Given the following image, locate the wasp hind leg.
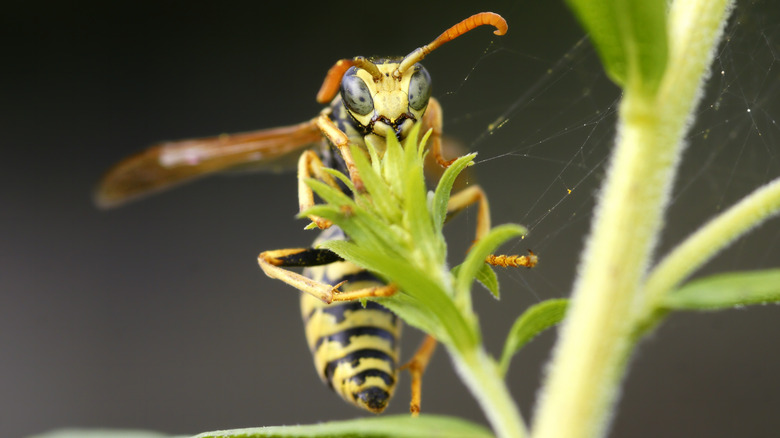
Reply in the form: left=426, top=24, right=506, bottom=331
left=447, top=185, right=491, bottom=243
left=447, top=185, right=538, bottom=268
left=400, top=334, right=438, bottom=416
left=258, top=247, right=397, bottom=304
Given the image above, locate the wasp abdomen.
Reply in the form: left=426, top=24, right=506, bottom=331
left=301, top=261, right=401, bottom=413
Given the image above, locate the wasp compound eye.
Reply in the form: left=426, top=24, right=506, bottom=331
left=340, top=68, right=374, bottom=116
left=408, top=65, right=432, bottom=111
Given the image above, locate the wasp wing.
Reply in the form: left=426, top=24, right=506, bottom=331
left=95, top=118, right=322, bottom=208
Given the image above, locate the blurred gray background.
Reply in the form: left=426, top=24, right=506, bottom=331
left=2, top=1, right=778, bottom=437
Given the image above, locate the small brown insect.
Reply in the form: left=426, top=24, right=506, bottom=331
left=486, top=251, right=538, bottom=268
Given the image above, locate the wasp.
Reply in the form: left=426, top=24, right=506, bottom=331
left=97, top=12, right=516, bottom=414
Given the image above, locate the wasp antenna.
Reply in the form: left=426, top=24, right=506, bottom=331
left=396, top=12, right=508, bottom=76
left=317, top=59, right=356, bottom=104
left=317, top=57, right=385, bottom=103
left=352, top=56, right=383, bottom=81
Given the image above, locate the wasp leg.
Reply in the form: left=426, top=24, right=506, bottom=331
left=447, top=186, right=537, bottom=267
left=298, top=150, right=341, bottom=230
left=316, top=114, right=365, bottom=193
left=258, top=248, right=396, bottom=304
left=422, top=98, right=453, bottom=168
left=447, top=185, right=491, bottom=243
left=400, top=334, right=438, bottom=416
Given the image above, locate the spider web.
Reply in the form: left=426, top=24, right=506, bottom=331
left=4, top=3, right=775, bottom=437
left=442, top=1, right=780, bottom=303
left=423, top=2, right=779, bottom=436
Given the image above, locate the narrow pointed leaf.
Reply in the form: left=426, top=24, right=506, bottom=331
left=499, top=299, right=568, bottom=376
left=27, top=431, right=184, bottom=438
left=191, top=415, right=494, bottom=438
left=321, top=167, right=355, bottom=194
left=403, top=129, right=440, bottom=263
left=376, top=130, right=405, bottom=198
left=320, top=239, right=477, bottom=349
left=317, top=239, right=396, bottom=278
left=432, top=153, right=476, bottom=229
left=662, top=269, right=780, bottom=311
left=350, top=144, right=402, bottom=223
left=363, top=133, right=383, bottom=175
left=455, top=224, right=527, bottom=297
left=452, top=263, right=500, bottom=299
left=304, top=204, right=407, bottom=260
left=304, top=178, right=356, bottom=210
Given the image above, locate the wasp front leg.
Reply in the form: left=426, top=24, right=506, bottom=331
left=422, top=98, right=453, bottom=168
left=298, top=149, right=341, bottom=230
left=258, top=247, right=397, bottom=304
left=316, top=113, right=365, bottom=193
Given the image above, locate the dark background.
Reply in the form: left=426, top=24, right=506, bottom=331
left=3, top=1, right=779, bottom=437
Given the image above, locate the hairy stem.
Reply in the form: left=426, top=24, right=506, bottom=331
left=531, top=1, right=735, bottom=437
left=641, top=177, right=780, bottom=321
left=451, top=347, right=527, bottom=438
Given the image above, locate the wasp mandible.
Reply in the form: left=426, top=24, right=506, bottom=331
left=97, top=12, right=512, bottom=414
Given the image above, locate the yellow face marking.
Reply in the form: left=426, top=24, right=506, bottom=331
left=356, top=64, right=408, bottom=121
left=347, top=62, right=428, bottom=141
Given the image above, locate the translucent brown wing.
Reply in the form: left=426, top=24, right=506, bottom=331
left=95, top=118, right=322, bottom=208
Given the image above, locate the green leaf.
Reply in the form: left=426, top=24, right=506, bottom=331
left=432, top=153, right=476, bottom=230
left=499, top=299, right=569, bottom=376
left=363, top=132, right=384, bottom=176
left=320, top=239, right=477, bottom=349
left=402, top=128, right=441, bottom=264
left=452, top=263, right=500, bottom=299
left=321, top=167, right=355, bottom=194
left=455, top=224, right=527, bottom=299
left=31, top=416, right=493, bottom=438
left=26, top=431, right=184, bottom=438
left=374, top=131, right=404, bottom=198
left=476, top=264, right=500, bottom=299
left=564, top=0, right=668, bottom=93
left=305, top=204, right=407, bottom=262
left=380, top=292, right=450, bottom=345
left=304, top=178, right=356, bottom=210
left=191, top=415, right=494, bottom=438
left=350, top=143, right=402, bottom=223
left=662, top=269, right=780, bottom=311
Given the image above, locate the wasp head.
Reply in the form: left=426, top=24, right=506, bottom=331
left=339, top=58, right=431, bottom=141
left=315, top=12, right=507, bottom=141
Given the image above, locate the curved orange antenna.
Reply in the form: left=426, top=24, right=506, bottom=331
left=397, top=12, right=508, bottom=75
left=317, top=57, right=384, bottom=104
left=352, top=56, right=383, bottom=81
left=316, top=59, right=355, bottom=104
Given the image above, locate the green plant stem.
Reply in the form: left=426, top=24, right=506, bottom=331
left=531, top=1, right=734, bottom=437
left=450, top=346, right=528, bottom=438
left=640, top=177, right=780, bottom=323
left=531, top=80, right=671, bottom=438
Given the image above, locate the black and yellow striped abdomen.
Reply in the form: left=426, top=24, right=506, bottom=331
left=301, top=229, right=401, bottom=413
